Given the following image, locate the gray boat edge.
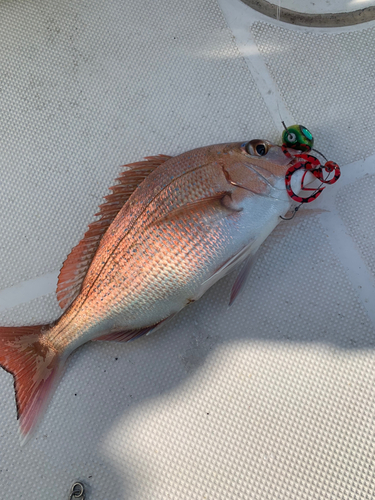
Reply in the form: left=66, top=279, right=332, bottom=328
left=240, top=0, right=375, bottom=27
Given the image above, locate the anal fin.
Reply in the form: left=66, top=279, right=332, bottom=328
left=57, top=155, right=172, bottom=310
left=93, top=315, right=174, bottom=343
left=94, top=326, right=155, bottom=343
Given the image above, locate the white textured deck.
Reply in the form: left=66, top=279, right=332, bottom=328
left=0, top=1, right=375, bottom=498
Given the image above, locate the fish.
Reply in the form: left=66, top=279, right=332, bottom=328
left=0, top=139, right=306, bottom=440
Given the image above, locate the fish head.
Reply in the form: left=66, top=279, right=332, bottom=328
left=220, top=139, right=314, bottom=200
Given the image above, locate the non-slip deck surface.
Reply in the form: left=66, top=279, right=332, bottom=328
left=0, top=1, right=375, bottom=499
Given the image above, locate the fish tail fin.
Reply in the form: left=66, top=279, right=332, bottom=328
left=0, top=324, right=63, bottom=442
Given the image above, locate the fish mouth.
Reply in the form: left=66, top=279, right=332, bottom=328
left=285, top=146, right=302, bottom=158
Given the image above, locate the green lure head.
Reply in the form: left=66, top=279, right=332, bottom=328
left=282, top=124, right=314, bottom=152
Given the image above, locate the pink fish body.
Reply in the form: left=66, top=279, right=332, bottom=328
left=0, top=139, right=302, bottom=439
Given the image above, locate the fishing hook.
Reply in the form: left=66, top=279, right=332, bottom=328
left=280, top=205, right=301, bottom=220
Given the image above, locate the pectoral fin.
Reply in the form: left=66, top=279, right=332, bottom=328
left=195, top=242, right=256, bottom=302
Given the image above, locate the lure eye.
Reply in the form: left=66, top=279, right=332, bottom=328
left=287, top=132, right=297, bottom=143
left=300, top=126, right=313, bottom=141
left=245, top=140, right=270, bottom=157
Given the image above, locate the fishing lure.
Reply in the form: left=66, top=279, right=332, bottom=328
left=281, top=123, right=340, bottom=204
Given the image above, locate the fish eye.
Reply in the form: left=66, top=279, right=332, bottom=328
left=245, top=140, right=270, bottom=157
left=256, top=144, right=266, bottom=156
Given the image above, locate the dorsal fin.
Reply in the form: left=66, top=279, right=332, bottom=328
left=56, top=155, right=172, bottom=310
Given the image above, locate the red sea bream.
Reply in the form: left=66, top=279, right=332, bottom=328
left=0, top=139, right=307, bottom=439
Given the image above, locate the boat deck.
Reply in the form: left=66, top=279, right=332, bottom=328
left=0, top=1, right=375, bottom=498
